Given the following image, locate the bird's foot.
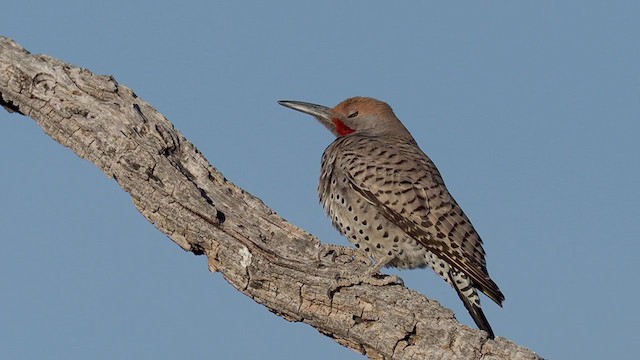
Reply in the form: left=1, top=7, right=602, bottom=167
left=319, top=246, right=403, bottom=296
left=317, top=243, right=372, bottom=266
left=328, top=272, right=404, bottom=297
left=336, top=273, right=404, bottom=288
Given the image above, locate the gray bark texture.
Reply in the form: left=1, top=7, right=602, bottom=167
left=0, top=36, right=542, bottom=360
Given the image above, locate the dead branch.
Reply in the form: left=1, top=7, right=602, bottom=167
left=0, top=36, right=541, bottom=360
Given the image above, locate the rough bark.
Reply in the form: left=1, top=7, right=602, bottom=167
left=0, top=36, right=542, bottom=360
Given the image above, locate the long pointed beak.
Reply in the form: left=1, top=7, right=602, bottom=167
left=278, top=100, right=334, bottom=122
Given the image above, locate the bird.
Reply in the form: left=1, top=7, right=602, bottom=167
left=278, top=97, right=504, bottom=339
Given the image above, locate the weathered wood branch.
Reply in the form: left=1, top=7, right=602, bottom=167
left=0, top=36, right=541, bottom=360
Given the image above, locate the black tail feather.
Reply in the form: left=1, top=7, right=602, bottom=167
left=451, top=272, right=495, bottom=339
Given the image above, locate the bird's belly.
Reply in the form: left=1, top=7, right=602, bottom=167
left=323, top=188, right=445, bottom=272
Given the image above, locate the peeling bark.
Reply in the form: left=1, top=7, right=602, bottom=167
left=0, top=36, right=542, bottom=360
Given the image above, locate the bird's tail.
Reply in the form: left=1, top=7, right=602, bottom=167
left=449, top=269, right=495, bottom=339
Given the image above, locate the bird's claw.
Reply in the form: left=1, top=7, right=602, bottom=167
left=317, top=243, right=371, bottom=265
left=327, top=273, right=404, bottom=297
left=348, top=273, right=404, bottom=287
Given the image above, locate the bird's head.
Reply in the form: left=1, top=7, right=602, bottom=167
left=278, top=97, right=413, bottom=139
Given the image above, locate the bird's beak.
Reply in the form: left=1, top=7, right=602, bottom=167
left=278, top=100, right=334, bottom=123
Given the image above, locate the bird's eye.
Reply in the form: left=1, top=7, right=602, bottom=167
left=347, top=110, right=359, bottom=118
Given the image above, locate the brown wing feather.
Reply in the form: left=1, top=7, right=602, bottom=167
left=340, top=137, right=504, bottom=305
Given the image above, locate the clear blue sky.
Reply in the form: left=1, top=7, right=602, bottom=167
left=2, top=1, right=638, bottom=359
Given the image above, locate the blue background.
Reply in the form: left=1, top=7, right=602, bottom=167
left=2, top=2, right=638, bottom=359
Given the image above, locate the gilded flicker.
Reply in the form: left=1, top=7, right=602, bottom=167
left=278, top=97, right=504, bottom=339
